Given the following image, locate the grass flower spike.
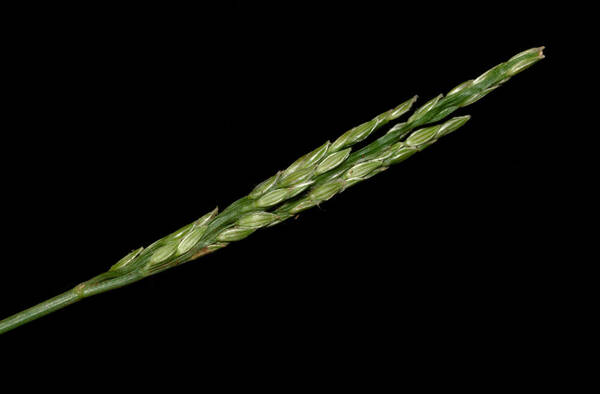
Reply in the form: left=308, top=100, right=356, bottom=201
left=0, top=47, right=544, bottom=334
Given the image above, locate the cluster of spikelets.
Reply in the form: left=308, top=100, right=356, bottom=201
left=105, top=47, right=544, bottom=276
left=0, top=47, right=546, bottom=335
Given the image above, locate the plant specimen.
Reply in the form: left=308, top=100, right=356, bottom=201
left=0, top=47, right=545, bottom=334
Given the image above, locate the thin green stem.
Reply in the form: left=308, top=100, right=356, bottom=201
left=0, top=271, right=143, bottom=334
left=0, top=291, right=81, bottom=334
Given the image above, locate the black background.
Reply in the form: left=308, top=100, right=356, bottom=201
left=0, top=3, right=583, bottom=382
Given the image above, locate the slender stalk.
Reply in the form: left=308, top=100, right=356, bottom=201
left=1, top=291, right=81, bottom=332
left=0, top=47, right=544, bottom=335
left=0, top=271, right=143, bottom=333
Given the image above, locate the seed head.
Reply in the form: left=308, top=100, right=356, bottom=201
left=384, top=144, right=417, bottom=165
left=177, top=225, right=208, bottom=255
left=217, top=227, right=256, bottom=242
left=279, top=167, right=315, bottom=187
left=255, top=188, right=290, bottom=208
left=405, top=125, right=441, bottom=147
left=149, top=244, right=177, bottom=265
left=315, top=148, right=351, bottom=175
left=283, top=141, right=330, bottom=176
left=249, top=173, right=281, bottom=199
left=407, top=94, right=443, bottom=123
left=238, top=212, right=279, bottom=229
left=287, top=180, right=315, bottom=198
left=110, top=246, right=144, bottom=271
left=289, top=199, right=318, bottom=214
left=437, top=115, right=471, bottom=137
left=195, top=207, right=219, bottom=227
left=344, top=161, right=383, bottom=180
left=309, top=180, right=344, bottom=202
left=389, top=96, right=418, bottom=119
left=447, top=80, right=474, bottom=96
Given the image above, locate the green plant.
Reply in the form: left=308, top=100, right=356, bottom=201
left=0, top=47, right=544, bottom=334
